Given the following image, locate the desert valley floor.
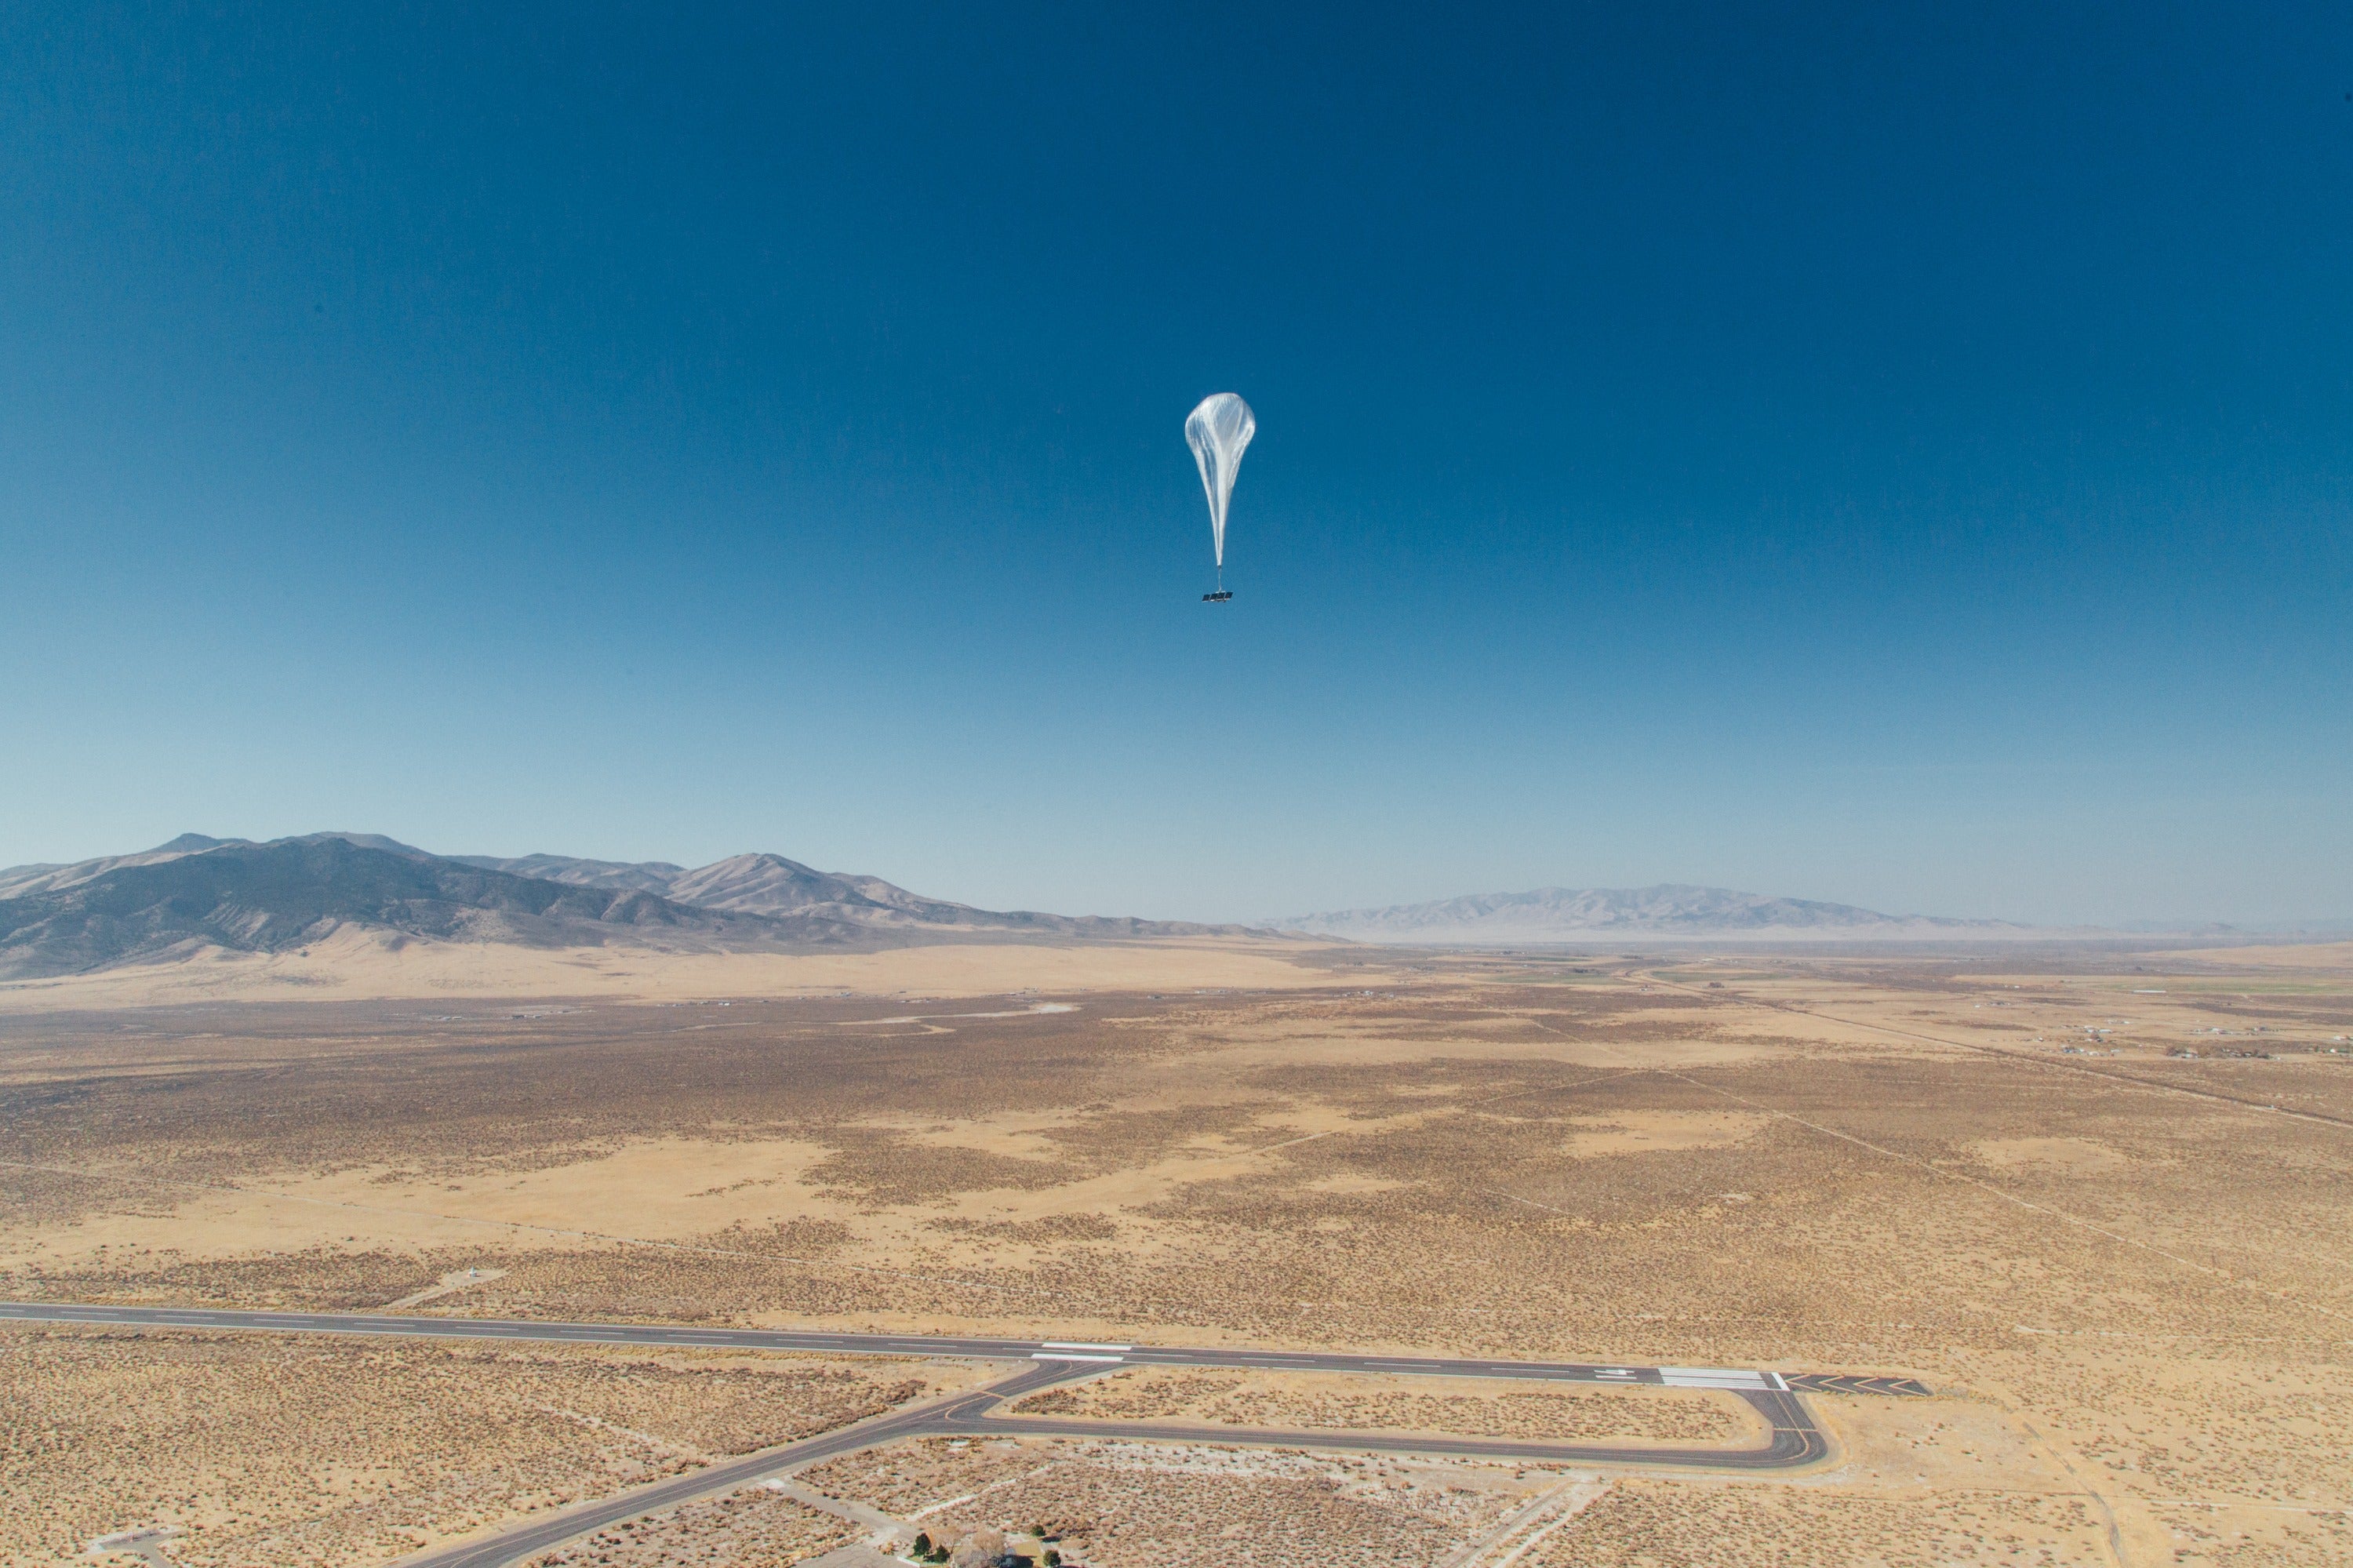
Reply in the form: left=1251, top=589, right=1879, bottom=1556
left=3, top=938, right=2350, bottom=1566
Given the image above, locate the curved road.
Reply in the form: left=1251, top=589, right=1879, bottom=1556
left=960, top=1388, right=1827, bottom=1471
left=4, top=1301, right=1836, bottom=1566
left=390, top=1364, right=1823, bottom=1568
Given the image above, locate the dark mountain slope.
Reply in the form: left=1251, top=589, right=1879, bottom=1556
left=451, top=853, right=689, bottom=896
left=0, top=834, right=1271, bottom=980
left=0, top=839, right=838, bottom=979
left=454, top=849, right=970, bottom=921
left=451, top=848, right=1253, bottom=937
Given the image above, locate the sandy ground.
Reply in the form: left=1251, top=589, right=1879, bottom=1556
left=2177, top=938, right=2353, bottom=971
left=516, top=1485, right=857, bottom=1566
left=3, top=1326, right=976, bottom=1566
left=0, top=927, right=1345, bottom=1013
left=796, top=1435, right=1537, bottom=1568
left=5, top=937, right=2352, bottom=1564
left=1007, top=1365, right=1757, bottom=1444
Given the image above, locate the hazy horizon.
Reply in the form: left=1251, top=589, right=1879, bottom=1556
left=4, top=3, right=2347, bottom=928
left=5, top=828, right=2345, bottom=935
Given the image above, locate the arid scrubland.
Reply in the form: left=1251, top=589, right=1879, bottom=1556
left=515, top=1486, right=856, bottom=1566
left=1009, top=1366, right=1751, bottom=1444
left=3, top=939, right=2350, bottom=1564
left=798, top=1435, right=1527, bottom=1568
left=2, top=1326, right=948, bottom=1565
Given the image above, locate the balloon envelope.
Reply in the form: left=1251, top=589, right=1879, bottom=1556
left=1185, top=393, right=1255, bottom=568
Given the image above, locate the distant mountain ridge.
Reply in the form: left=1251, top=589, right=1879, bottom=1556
left=1270, top=883, right=2028, bottom=944
left=0, top=833, right=1260, bottom=980
left=452, top=850, right=979, bottom=925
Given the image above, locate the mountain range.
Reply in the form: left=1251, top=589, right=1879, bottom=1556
left=0, top=833, right=1255, bottom=980
left=1267, top=884, right=2029, bottom=944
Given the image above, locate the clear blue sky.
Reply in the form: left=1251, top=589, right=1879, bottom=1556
left=2, top=2, right=2348, bottom=926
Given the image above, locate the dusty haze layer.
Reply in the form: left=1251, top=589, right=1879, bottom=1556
left=1267, top=884, right=2036, bottom=944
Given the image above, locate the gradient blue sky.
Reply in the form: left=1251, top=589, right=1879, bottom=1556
left=2, top=2, right=2348, bottom=925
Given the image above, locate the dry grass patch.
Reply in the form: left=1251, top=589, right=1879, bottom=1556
left=1967, top=1136, right=2135, bottom=1175
left=519, top=1484, right=856, bottom=1566
left=0, top=1326, right=938, bottom=1568
left=1009, top=1367, right=1752, bottom=1443
left=799, top=1436, right=1529, bottom=1568
left=1528, top=1479, right=2112, bottom=1566
left=1562, top=1110, right=1769, bottom=1159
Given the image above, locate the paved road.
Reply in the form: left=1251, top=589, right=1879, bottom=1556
left=0, top=1301, right=1787, bottom=1392
left=955, top=1388, right=1827, bottom=1471
left=382, top=1359, right=1824, bottom=1568
left=6, top=1301, right=1831, bottom=1566
left=398, top=1361, right=1081, bottom=1568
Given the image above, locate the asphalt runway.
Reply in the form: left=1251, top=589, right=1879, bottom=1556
left=5, top=1301, right=1834, bottom=1566
left=0, top=1301, right=1787, bottom=1391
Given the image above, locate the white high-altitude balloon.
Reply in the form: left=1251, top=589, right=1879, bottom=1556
left=1185, top=392, right=1256, bottom=569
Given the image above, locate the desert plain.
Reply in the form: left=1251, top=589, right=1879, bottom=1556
left=4, top=935, right=2351, bottom=1566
